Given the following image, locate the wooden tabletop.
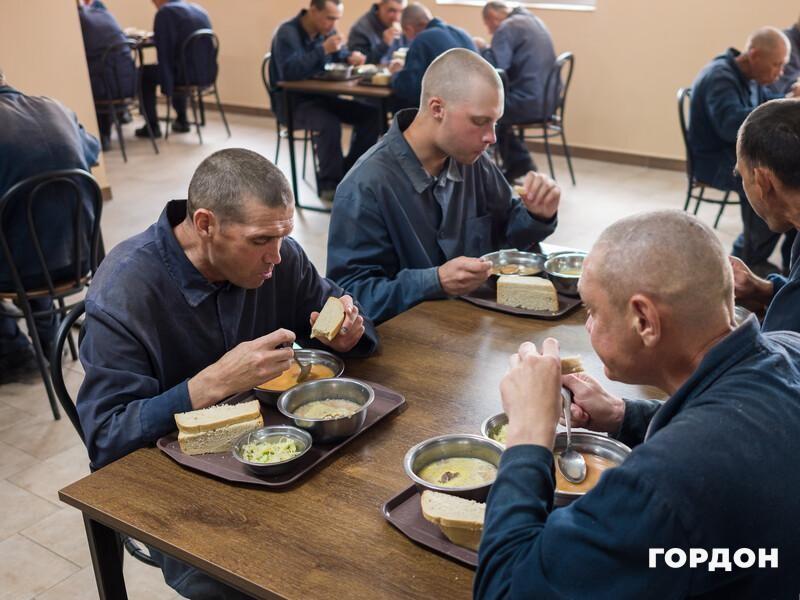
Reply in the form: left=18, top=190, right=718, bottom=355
left=59, top=299, right=657, bottom=599
left=278, top=78, right=394, bottom=99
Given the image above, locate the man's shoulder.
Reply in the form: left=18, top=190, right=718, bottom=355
left=336, top=139, right=395, bottom=195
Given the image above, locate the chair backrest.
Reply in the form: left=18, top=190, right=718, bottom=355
left=179, top=28, right=219, bottom=88
left=677, top=87, right=695, bottom=179
left=543, top=51, right=575, bottom=121
left=262, top=51, right=276, bottom=104
left=0, top=169, right=103, bottom=296
left=99, top=40, right=137, bottom=101
left=495, top=68, right=510, bottom=97
left=51, top=301, right=86, bottom=442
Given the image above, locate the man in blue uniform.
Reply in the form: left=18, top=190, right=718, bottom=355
left=77, top=148, right=378, bottom=598
left=689, top=27, right=797, bottom=276
left=389, top=3, right=476, bottom=109
left=767, top=16, right=800, bottom=96
left=0, top=69, right=100, bottom=382
left=77, top=0, right=136, bottom=151
left=327, top=50, right=558, bottom=323
left=347, top=0, right=406, bottom=65
left=476, top=210, right=800, bottom=599
left=270, top=0, right=379, bottom=201
left=730, top=99, right=800, bottom=334
left=476, top=1, right=557, bottom=182
left=137, top=0, right=215, bottom=138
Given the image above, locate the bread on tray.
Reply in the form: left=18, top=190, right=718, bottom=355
left=421, top=490, right=486, bottom=552
left=497, top=275, right=559, bottom=312
left=175, top=400, right=263, bottom=456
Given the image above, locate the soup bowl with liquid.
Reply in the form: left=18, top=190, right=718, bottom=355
left=544, top=252, right=586, bottom=298
left=553, top=432, right=631, bottom=506
left=253, top=349, right=345, bottom=407
left=404, top=434, right=504, bottom=501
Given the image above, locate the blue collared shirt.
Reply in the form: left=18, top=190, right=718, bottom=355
left=77, top=200, right=380, bottom=469
left=326, top=109, right=557, bottom=323
left=475, top=317, right=800, bottom=599
left=391, top=18, right=477, bottom=108
left=346, top=3, right=406, bottom=65
left=480, top=7, right=557, bottom=122
left=763, top=230, right=800, bottom=333
left=78, top=0, right=136, bottom=100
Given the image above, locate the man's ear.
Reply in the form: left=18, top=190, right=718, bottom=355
left=628, top=294, right=661, bottom=348
left=192, top=209, right=217, bottom=239
left=428, top=96, right=445, bottom=121
left=753, top=166, right=776, bottom=202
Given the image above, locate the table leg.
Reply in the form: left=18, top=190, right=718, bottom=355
left=283, top=89, right=300, bottom=207
left=83, top=515, right=128, bottom=600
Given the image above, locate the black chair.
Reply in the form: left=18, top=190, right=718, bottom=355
left=677, top=87, right=737, bottom=229
left=0, top=169, right=103, bottom=420
left=515, top=52, right=576, bottom=185
left=261, top=52, right=319, bottom=187
left=165, top=28, right=231, bottom=144
left=51, top=301, right=159, bottom=568
left=97, top=40, right=160, bottom=162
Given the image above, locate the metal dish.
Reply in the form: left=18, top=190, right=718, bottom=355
left=232, top=425, right=312, bottom=476
left=481, top=249, right=547, bottom=276
left=403, top=434, right=504, bottom=501
left=544, top=252, right=586, bottom=297
left=480, top=412, right=508, bottom=445
left=277, top=378, right=374, bottom=443
left=321, top=62, right=353, bottom=80
left=253, top=349, right=345, bottom=407
left=552, top=432, right=631, bottom=506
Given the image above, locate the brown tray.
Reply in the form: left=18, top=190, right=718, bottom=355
left=158, top=381, right=406, bottom=489
left=382, top=485, right=478, bottom=569
left=460, top=276, right=582, bottom=320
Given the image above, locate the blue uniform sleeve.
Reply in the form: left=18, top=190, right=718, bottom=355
left=73, top=111, right=100, bottom=167
left=494, top=167, right=557, bottom=248
left=475, top=445, right=691, bottom=600
left=348, top=24, right=387, bottom=65
left=153, top=9, right=176, bottom=97
left=273, top=25, right=327, bottom=81
left=767, top=272, right=787, bottom=296
left=481, top=27, right=513, bottom=71
left=704, top=74, right=755, bottom=144
left=613, top=398, right=662, bottom=448
left=77, top=299, right=193, bottom=469
left=327, top=187, right=445, bottom=323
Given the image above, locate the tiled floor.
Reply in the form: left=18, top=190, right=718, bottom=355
left=0, top=111, right=755, bottom=599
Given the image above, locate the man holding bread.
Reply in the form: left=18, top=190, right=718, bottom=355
left=327, top=48, right=559, bottom=323
left=475, top=211, right=800, bottom=598
left=76, top=148, right=378, bottom=599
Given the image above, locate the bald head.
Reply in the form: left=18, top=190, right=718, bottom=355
left=482, top=1, right=511, bottom=18
left=745, top=26, right=790, bottom=54
left=586, top=211, right=733, bottom=326
left=401, top=3, right=432, bottom=29
left=420, top=48, right=502, bottom=109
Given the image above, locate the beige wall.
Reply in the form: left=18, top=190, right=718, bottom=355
left=106, top=0, right=799, bottom=161
left=0, top=1, right=109, bottom=190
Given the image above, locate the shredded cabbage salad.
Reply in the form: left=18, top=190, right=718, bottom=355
left=241, top=436, right=301, bottom=464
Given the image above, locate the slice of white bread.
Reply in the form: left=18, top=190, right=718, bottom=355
left=311, top=296, right=346, bottom=342
left=561, top=355, right=584, bottom=375
left=174, top=400, right=262, bottom=434
left=497, top=275, right=559, bottom=312
left=421, top=490, right=485, bottom=552
left=178, top=416, right=264, bottom=456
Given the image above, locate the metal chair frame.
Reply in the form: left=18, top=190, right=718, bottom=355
left=165, top=28, right=231, bottom=144
left=514, top=52, right=576, bottom=185
left=0, top=169, right=103, bottom=420
left=677, top=87, right=737, bottom=229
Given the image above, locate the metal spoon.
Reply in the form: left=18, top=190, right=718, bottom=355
left=557, top=388, right=587, bottom=484
left=294, top=354, right=313, bottom=384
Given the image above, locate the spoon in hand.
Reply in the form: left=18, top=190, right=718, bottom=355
left=293, top=353, right=312, bottom=383
left=557, top=387, right=587, bottom=484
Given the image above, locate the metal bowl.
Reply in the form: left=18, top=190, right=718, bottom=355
left=553, top=432, right=631, bottom=506
left=733, top=305, right=753, bottom=327
left=323, top=62, right=353, bottom=80
left=253, top=349, right=345, bottom=407
left=544, top=252, right=586, bottom=297
left=481, top=249, right=546, bottom=277
left=480, top=412, right=509, bottom=445
left=277, top=378, right=374, bottom=443
left=403, top=434, right=504, bottom=501
left=232, top=425, right=312, bottom=476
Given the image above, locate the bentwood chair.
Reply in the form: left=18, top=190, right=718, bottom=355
left=677, top=87, right=738, bottom=229
left=0, top=169, right=103, bottom=420
left=165, top=29, right=231, bottom=144
left=515, top=52, right=577, bottom=185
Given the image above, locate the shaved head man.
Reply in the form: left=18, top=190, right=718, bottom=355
left=476, top=210, right=800, bottom=598
left=347, top=0, right=407, bottom=65
left=327, top=49, right=559, bottom=323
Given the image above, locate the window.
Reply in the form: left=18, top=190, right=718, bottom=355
left=436, top=0, right=596, bottom=12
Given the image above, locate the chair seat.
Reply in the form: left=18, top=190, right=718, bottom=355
left=0, top=276, right=90, bottom=300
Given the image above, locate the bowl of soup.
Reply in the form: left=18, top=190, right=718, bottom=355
left=404, top=434, right=504, bottom=501
left=481, top=249, right=546, bottom=277
left=553, top=432, right=631, bottom=506
left=254, top=349, right=345, bottom=406
left=544, top=252, right=586, bottom=297
left=277, top=378, right=374, bottom=443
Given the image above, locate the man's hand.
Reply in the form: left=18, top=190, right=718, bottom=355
left=309, top=295, right=365, bottom=353
left=437, top=256, right=493, bottom=296
left=560, top=372, right=625, bottom=434
left=729, top=256, right=774, bottom=312
left=787, top=78, right=800, bottom=98
left=388, top=59, right=404, bottom=74
left=382, top=23, right=401, bottom=46
left=323, top=34, right=344, bottom=55
left=472, top=36, right=488, bottom=50
left=188, top=329, right=296, bottom=409
left=517, top=171, right=560, bottom=220
left=500, top=339, right=562, bottom=448
left=347, top=51, right=366, bottom=66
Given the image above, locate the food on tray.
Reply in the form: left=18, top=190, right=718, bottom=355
left=311, top=296, right=346, bottom=342
left=293, top=398, right=362, bottom=419
left=560, top=355, right=584, bottom=375
left=418, top=457, right=497, bottom=488
left=491, top=263, right=541, bottom=276
left=421, top=490, right=485, bottom=551
left=497, top=275, right=559, bottom=311
left=240, top=436, right=302, bottom=464
left=175, top=400, right=263, bottom=455
left=555, top=451, right=617, bottom=494
left=490, top=423, right=508, bottom=445
left=513, top=185, right=526, bottom=196
left=371, top=71, right=391, bottom=85
left=558, top=266, right=583, bottom=276
left=257, top=362, right=336, bottom=391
